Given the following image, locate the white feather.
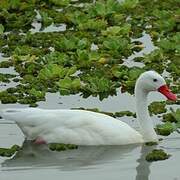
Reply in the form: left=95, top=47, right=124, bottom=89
left=1, top=71, right=174, bottom=145
left=2, top=108, right=142, bottom=145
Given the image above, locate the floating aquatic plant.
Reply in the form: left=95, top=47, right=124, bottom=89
left=148, top=101, right=167, bottom=115
left=0, top=145, right=20, bottom=157
left=145, top=149, right=170, bottom=162
left=72, top=107, right=136, bottom=118
left=155, top=122, right=175, bottom=136
left=0, top=73, right=16, bottom=83
left=0, top=24, right=4, bottom=34
left=0, top=0, right=179, bottom=109
left=155, top=108, right=180, bottom=136
left=145, top=142, right=158, bottom=146
left=49, top=143, right=78, bottom=151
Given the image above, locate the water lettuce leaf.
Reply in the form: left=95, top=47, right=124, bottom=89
left=38, top=64, right=77, bottom=80
left=49, top=0, right=70, bottom=6
left=57, top=77, right=81, bottom=95
left=39, top=11, right=53, bottom=29
left=156, top=122, right=175, bottom=136
left=121, top=0, right=139, bottom=10
left=149, top=101, right=167, bottom=115
left=146, top=149, right=170, bottom=162
left=0, top=24, right=4, bottom=34
left=43, top=51, right=71, bottom=66
left=87, top=0, right=120, bottom=17
left=82, top=76, right=117, bottom=100
left=78, top=19, right=107, bottom=31
left=171, top=108, right=180, bottom=129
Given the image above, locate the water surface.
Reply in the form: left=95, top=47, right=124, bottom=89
left=0, top=19, right=180, bottom=180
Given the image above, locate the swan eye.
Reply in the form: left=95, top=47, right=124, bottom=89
left=153, top=78, right=158, bottom=82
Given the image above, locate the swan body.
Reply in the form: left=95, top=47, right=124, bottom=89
left=1, top=71, right=177, bottom=145
left=2, top=108, right=143, bottom=145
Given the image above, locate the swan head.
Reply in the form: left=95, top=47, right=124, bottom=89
left=136, top=71, right=177, bottom=101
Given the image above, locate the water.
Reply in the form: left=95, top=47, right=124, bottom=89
left=0, top=89, right=179, bottom=180
left=0, top=127, right=180, bottom=180
left=30, top=10, right=66, bottom=33
left=0, top=28, right=180, bottom=180
left=123, top=32, right=156, bottom=67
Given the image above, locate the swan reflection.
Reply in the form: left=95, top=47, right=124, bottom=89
left=2, top=141, right=154, bottom=179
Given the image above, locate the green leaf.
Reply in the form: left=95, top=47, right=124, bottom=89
left=29, top=88, right=45, bottom=100
left=49, top=143, right=78, bottom=151
left=149, top=101, right=167, bottom=115
left=38, top=64, right=67, bottom=80
left=171, top=108, right=180, bottom=128
left=158, top=33, right=180, bottom=53
left=106, top=0, right=120, bottom=14
left=66, top=66, right=77, bottom=76
left=111, top=65, right=128, bottom=78
left=111, top=66, right=144, bottom=94
left=102, top=24, right=131, bottom=36
left=0, top=24, right=4, bottom=35
left=94, top=2, right=106, bottom=16
left=82, top=76, right=116, bottom=100
left=49, top=0, right=70, bottom=6
left=9, top=0, right=20, bottom=9
left=0, top=145, right=20, bottom=157
left=121, top=0, right=139, bottom=9
left=145, top=149, right=170, bottom=162
left=102, top=26, right=121, bottom=36
left=68, top=11, right=88, bottom=25
left=128, top=68, right=144, bottom=80
left=163, top=113, right=177, bottom=123
left=88, top=0, right=120, bottom=17
left=172, top=109, right=180, bottom=122
left=56, top=37, right=78, bottom=51
left=156, top=122, right=175, bottom=136
left=152, top=10, right=176, bottom=32
left=143, top=49, right=165, bottom=63
left=77, top=38, right=89, bottom=50
left=77, top=49, right=89, bottom=61
left=57, top=77, right=81, bottom=95
left=78, top=19, right=107, bottom=31
left=44, top=52, right=70, bottom=66
left=39, top=11, right=53, bottom=29
left=103, top=37, right=129, bottom=52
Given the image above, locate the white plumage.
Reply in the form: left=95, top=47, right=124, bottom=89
left=2, top=108, right=142, bottom=145
left=1, top=71, right=177, bottom=145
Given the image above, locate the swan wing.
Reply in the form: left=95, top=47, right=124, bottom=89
left=2, top=108, right=143, bottom=145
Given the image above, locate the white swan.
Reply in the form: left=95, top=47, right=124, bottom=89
left=1, top=71, right=177, bottom=145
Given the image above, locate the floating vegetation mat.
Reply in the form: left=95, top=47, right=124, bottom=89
left=49, top=143, right=78, bottom=151
left=0, top=0, right=179, bottom=105
left=145, top=149, right=171, bottom=162
left=0, top=145, right=21, bottom=157
left=0, top=143, right=78, bottom=157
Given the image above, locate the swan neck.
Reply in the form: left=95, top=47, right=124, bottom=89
left=135, top=86, right=158, bottom=142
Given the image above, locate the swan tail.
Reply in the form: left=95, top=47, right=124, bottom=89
left=1, top=108, right=28, bottom=122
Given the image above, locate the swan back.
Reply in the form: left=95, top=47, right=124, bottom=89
left=2, top=108, right=143, bottom=145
